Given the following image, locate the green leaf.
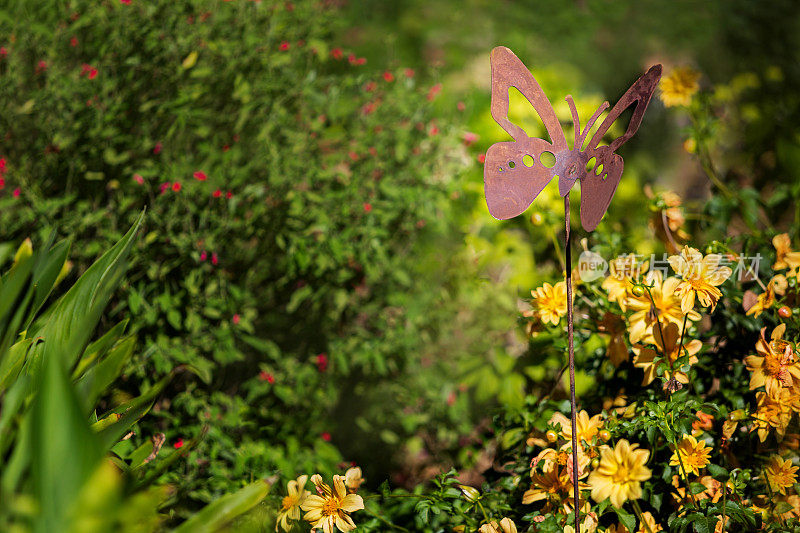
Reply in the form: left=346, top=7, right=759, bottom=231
left=614, top=506, right=636, bottom=532
left=172, top=479, right=272, bottom=533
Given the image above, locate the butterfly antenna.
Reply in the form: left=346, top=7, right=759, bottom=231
left=565, top=95, right=581, bottom=150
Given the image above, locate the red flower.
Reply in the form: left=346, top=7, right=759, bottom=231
left=193, top=170, right=207, bottom=181
left=364, top=81, right=376, bottom=92
left=200, top=250, right=207, bottom=261
left=211, top=252, right=218, bottom=266
left=331, top=48, right=343, bottom=60
left=427, top=83, right=442, bottom=101
left=0, top=47, right=7, bottom=58
left=222, top=144, right=230, bottom=152
left=347, top=53, right=356, bottom=64
left=70, top=37, right=78, bottom=47
left=88, top=68, right=98, bottom=80
left=404, top=68, right=414, bottom=78
left=225, top=191, right=232, bottom=199
left=172, top=182, right=182, bottom=192
left=447, top=391, right=457, bottom=406
left=356, top=57, right=366, bottom=65
left=120, top=0, right=131, bottom=4
left=321, top=432, right=331, bottom=442
left=477, top=153, right=486, bottom=164
left=232, top=314, right=240, bottom=325
left=279, top=41, right=290, bottom=51
left=316, top=353, right=328, bottom=372
left=383, top=71, right=394, bottom=82
left=0, top=178, right=4, bottom=189
left=457, top=101, right=466, bottom=111
left=0, top=158, right=6, bottom=174
left=463, top=132, right=478, bottom=145
left=173, top=438, right=184, bottom=449
left=133, top=174, right=144, bottom=185
left=160, top=182, right=170, bottom=194
left=348, top=151, right=359, bottom=161
left=212, top=189, right=222, bottom=198
left=428, top=125, right=439, bottom=136
left=259, top=370, right=275, bottom=384
left=36, top=60, right=47, bottom=73
left=12, top=188, right=20, bottom=198
left=363, top=202, right=372, bottom=213
left=153, top=142, right=162, bottom=154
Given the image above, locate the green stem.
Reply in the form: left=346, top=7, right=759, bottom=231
left=631, top=499, right=653, bottom=533
left=364, top=506, right=410, bottom=532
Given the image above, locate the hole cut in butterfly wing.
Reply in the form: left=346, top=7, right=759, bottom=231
left=579, top=148, right=623, bottom=231
left=484, top=138, right=556, bottom=220
left=483, top=46, right=568, bottom=220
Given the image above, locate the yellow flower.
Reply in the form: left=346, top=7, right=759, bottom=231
left=550, top=410, right=604, bottom=448
left=668, top=246, right=732, bottom=313
left=531, top=281, right=569, bottom=325
left=478, top=517, right=517, bottom=533
left=633, top=321, right=702, bottom=386
left=773, top=233, right=800, bottom=272
left=523, top=448, right=589, bottom=513
left=588, top=439, right=652, bottom=508
left=626, top=270, right=700, bottom=344
left=753, top=387, right=800, bottom=442
left=746, top=275, right=786, bottom=317
left=276, top=475, right=310, bottom=532
left=344, top=467, right=365, bottom=493
left=744, top=324, right=800, bottom=395
left=764, top=455, right=799, bottom=495
left=659, top=66, right=700, bottom=107
left=669, top=434, right=712, bottom=476
left=563, top=512, right=599, bottom=533
left=602, top=255, right=648, bottom=311
left=301, top=474, right=364, bottom=533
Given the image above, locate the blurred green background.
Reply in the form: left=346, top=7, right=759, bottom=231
left=0, top=0, right=799, bottom=528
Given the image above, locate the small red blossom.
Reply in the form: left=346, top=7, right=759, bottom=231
left=222, top=144, right=230, bottom=152
left=259, top=370, right=275, bottom=384
left=427, top=83, right=442, bottom=101
left=12, top=188, right=20, bottom=198
left=428, top=125, right=439, bottom=136
left=279, top=41, right=290, bottom=51
left=211, top=252, right=218, bottom=266
left=477, top=153, right=486, bottom=164
left=70, top=37, right=78, bottom=47
left=172, top=182, right=182, bottom=192
left=463, top=132, right=478, bottom=145
left=153, top=142, right=162, bottom=154
left=0, top=158, right=6, bottom=174
left=316, top=353, right=328, bottom=372
left=356, top=57, right=366, bottom=65
left=361, top=102, right=377, bottom=115
left=331, top=48, right=343, bottom=60
left=200, top=250, right=207, bottom=261
left=404, top=68, right=414, bottom=78
left=383, top=71, right=394, bottom=82
left=160, top=182, right=170, bottom=194
left=232, top=314, right=241, bottom=325
left=212, top=189, right=222, bottom=198
left=36, top=60, right=47, bottom=73
left=364, top=81, right=376, bottom=92
left=193, top=170, right=207, bottom=181
left=363, top=202, right=372, bottom=213
left=0, top=178, right=4, bottom=189
left=348, top=151, right=359, bottom=161
left=225, top=190, right=232, bottom=199
left=0, top=47, right=7, bottom=58
left=133, top=174, right=144, bottom=185
left=173, top=438, right=184, bottom=449
left=321, top=432, right=331, bottom=442
left=447, top=391, right=457, bottom=406
left=457, top=101, right=466, bottom=111
left=88, top=68, right=98, bottom=79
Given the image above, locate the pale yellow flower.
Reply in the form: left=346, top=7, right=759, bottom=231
left=764, top=455, right=799, bottom=495
left=669, top=434, right=712, bottom=476
left=753, top=387, right=800, bottom=442
left=344, top=467, right=364, bottom=493
left=636, top=512, right=663, bottom=533
left=602, top=255, right=648, bottom=311
left=523, top=448, right=589, bottom=514
left=588, top=440, right=652, bottom=508
left=550, top=410, right=603, bottom=448
left=668, top=246, right=732, bottom=313
left=478, top=517, right=517, bottom=533
left=744, top=324, right=800, bottom=395
left=301, top=474, right=364, bottom=533
left=626, top=270, right=700, bottom=344
left=659, top=66, right=700, bottom=107
left=531, top=281, right=569, bottom=325
left=746, top=275, right=786, bottom=317
left=276, top=475, right=309, bottom=532
left=773, top=233, right=800, bottom=272
left=633, top=321, right=702, bottom=386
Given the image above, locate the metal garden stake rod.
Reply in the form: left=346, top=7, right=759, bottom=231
left=482, top=46, right=661, bottom=529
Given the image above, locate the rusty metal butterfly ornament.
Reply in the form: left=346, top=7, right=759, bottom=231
left=483, top=46, right=661, bottom=527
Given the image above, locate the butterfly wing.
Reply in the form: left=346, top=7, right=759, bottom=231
left=580, top=64, right=662, bottom=231
left=484, top=46, right=568, bottom=220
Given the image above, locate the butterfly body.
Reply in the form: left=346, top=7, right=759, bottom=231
left=484, top=46, right=661, bottom=231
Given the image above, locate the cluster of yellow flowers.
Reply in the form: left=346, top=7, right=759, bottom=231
left=276, top=467, right=365, bottom=533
